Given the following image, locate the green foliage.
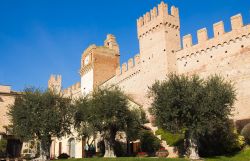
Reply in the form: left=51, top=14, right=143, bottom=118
left=73, top=86, right=146, bottom=156
left=139, top=130, right=161, bottom=155
left=56, top=148, right=250, bottom=161
left=58, top=153, right=70, bottom=159
left=23, top=149, right=29, bottom=153
left=199, top=120, right=244, bottom=157
left=241, top=123, right=250, bottom=144
left=126, top=108, right=149, bottom=142
left=149, top=74, right=237, bottom=156
left=155, top=129, right=184, bottom=146
left=74, top=97, right=97, bottom=147
left=0, top=139, right=7, bottom=152
left=58, top=157, right=187, bottom=161
left=114, top=141, right=127, bottom=157
left=91, top=86, right=131, bottom=136
left=75, top=86, right=130, bottom=153
left=96, top=140, right=127, bottom=157
left=205, top=146, right=250, bottom=161
left=8, top=88, right=74, bottom=158
left=0, top=139, right=7, bottom=157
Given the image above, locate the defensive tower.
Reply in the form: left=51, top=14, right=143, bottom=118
left=80, top=34, right=120, bottom=95
left=48, top=75, right=62, bottom=94
left=137, top=1, right=181, bottom=73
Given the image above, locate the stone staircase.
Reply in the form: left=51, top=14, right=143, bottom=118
left=145, top=123, right=179, bottom=158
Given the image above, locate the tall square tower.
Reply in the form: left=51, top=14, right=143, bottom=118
left=137, top=1, right=181, bottom=73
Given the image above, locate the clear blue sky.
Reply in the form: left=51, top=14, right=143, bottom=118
left=0, top=0, right=250, bottom=91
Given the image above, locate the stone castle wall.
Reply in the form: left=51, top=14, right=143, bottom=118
left=62, top=82, right=81, bottom=98
left=104, top=6, right=250, bottom=121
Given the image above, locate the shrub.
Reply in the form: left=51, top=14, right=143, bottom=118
left=84, top=145, right=96, bottom=158
left=241, top=123, right=250, bottom=144
left=0, top=139, right=7, bottom=158
left=155, top=129, right=184, bottom=146
left=199, top=121, right=245, bottom=157
left=114, top=141, right=127, bottom=157
left=57, top=153, right=70, bottom=159
left=139, top=130, right=161, bottom=156
left=22, top=149, right=29, bottom=153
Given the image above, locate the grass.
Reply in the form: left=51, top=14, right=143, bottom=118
left=60, top=158, right=187, bottom=161
left=58, top=147, right=250, bottom=161
left=205, top=146, right=250, bottom=161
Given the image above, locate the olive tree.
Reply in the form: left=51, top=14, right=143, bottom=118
left=149, top=74, right=236, bottom=159
left=89, top=87, right=145, bottom=157
left=73, top=97, right=98, bottom=151
left=8, top=88, right=74, bottom=160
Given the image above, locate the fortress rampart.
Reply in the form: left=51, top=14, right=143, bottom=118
left=62, top=82, right=81, bottom=96
left=177, top=14, right=249, bottom=62
left=116, top=54, right=140, bottom=75
left=103, top=54, right=141, bottom=87
left=175, top=14, right=250, bottom=120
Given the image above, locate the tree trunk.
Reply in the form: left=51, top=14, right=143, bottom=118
left=103, top=139, right=116, bottom=158
left=188, top=137, right=200, bottom=160
left=39, top=138, right=51, bottom=161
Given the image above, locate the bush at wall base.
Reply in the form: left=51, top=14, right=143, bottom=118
left=139, top=130, right=161, bottom=156
left=0, top=139, right=7, bottom=158
left=57, top=153, right=70, bottom=159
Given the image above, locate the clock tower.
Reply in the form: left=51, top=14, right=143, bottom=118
left=80, top=34, right=120, bottom=95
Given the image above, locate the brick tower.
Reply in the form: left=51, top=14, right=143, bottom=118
left=80, top=34, right=120, bottom=95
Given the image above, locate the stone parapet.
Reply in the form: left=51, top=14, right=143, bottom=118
left=178, top=14, right=250, bottom=59
left=137, top=1, right=180, bottom=39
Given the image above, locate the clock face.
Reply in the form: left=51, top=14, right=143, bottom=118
left=84, top=55, right=90, bottom=65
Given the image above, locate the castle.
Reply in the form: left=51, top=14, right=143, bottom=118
left=47, top=1, right=250, bottom=158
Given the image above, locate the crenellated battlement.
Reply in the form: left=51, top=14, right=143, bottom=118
left=213, top=21, right=225, bottom=37
left=107, top=54, right=142, bottom=87
left=48, top=75, right=62, bottom=83
left=62, top=82, right=81, bottom=96
left=137, top=1, right=180, bottom=39
left=116, top=54, right=140, bottom=76
left=179, top=13, right=249, bottom=59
